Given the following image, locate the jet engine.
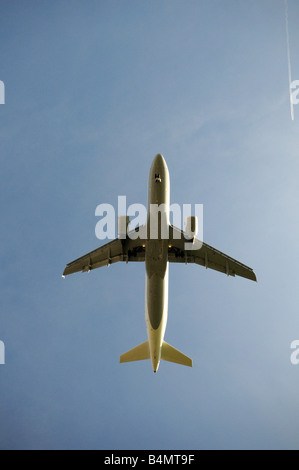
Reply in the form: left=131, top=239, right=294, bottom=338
left=185, top=216, right=198, bottom=242
left=118, top=215, right=130, bottom=239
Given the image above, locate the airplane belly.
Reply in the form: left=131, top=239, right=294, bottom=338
left=145, top=237, right=168, bottom=329
left=145, top=259, right=169, bottom=370
left=144, top=153, right=170, bottom=371
left=146, top=270, right=168, bottom=330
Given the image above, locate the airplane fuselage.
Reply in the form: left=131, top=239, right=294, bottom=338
left=63, top=152, right=256, bottom=373
left=145, top=154, right=170, bottom=372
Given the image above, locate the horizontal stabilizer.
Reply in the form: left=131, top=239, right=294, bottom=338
left=161, top=341, right=192, bottom=367
left=120, top=341, right=150, bottom=363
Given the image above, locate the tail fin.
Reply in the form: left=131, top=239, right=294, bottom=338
left=161, top=341, right=192, bottom=367
left=120, top=341, right=150, bottom=363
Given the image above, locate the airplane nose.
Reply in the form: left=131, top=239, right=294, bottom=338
left=151, top=154, right=168, bottom=176
left=149, top=153, right=170, bottom=197
left=153, top=153, right=166, bottom=166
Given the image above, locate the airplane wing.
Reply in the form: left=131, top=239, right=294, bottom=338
left=168, top=225, right=257, bottom=282
left=63, top=227, right=146, bottom=277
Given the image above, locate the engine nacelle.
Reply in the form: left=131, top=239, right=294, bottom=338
left=185, top=216, right=198, bottom=242
left=118, top=215, right=130, bottom=239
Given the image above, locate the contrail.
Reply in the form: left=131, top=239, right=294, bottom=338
left=285, top=0, right=294, bottom=120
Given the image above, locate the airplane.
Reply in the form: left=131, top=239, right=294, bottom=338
left=62, top=154, right=256, bottom=372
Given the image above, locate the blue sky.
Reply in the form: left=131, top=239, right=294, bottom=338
left=0, top=0, right=299, bottom=450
